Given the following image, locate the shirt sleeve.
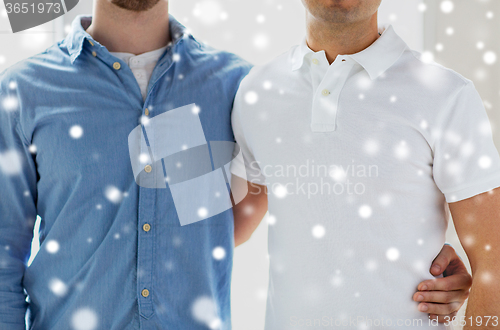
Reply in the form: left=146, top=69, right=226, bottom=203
left=230, top=82, right=267, bottom=186
left=432, top=80, right=500, bottom=203
left=0, top=81, right=37, bottom=328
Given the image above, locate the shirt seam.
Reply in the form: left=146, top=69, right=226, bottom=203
left=408, top=50, right=471, bottom=86
left=440, top=172, right=500, bottom=198
left=431, top=80, right=470, bottom=154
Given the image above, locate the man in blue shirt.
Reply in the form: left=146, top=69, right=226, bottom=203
left=0, top=0, right=471, bottom=329
left=0, top=0, right=251, bottom=328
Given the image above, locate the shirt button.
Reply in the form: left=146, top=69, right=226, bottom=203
left=144, top=165, right=152, bottom=173
left=311, top=58, right=319, bottom=65
left=92, top=51, right=97, bottom=57
left=143, top=223, right=151, bottom=232
left=321, top=89, right=330, bottom=96
left=144, top=108, right=150, bottom=116
left=88, top=40, right=94, bottom=46
left=141, top=289, right=149, bottom=297
left=113, top=62, right=121, bottom=70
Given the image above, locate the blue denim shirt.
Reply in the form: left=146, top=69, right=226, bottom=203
left=0, top=15, right=252, bottom=330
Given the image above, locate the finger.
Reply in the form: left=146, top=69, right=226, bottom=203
left=418, top=273, right=471, bottom=291
left=418, top=302, right=462, bottom=315
left=413, top=290, right=469, bottom=304
left=430, top=245, right=455, bottom=276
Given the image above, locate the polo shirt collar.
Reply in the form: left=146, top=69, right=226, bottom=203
left=291, top=24, right=408, bottom=80
left=62, top=14, right=194, bottom=64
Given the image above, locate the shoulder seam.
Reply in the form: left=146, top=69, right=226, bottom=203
left=408, top=50, right=470, bottom=85
left=434, top=80, right=470, bottom=134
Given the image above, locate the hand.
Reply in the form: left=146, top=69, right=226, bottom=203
left=413, top=244, right=472, bottom=323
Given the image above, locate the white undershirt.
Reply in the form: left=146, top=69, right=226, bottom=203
left=110, top=45, right=168, bottom=100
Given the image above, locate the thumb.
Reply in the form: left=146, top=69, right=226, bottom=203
left=430, top=244, right=454, bottom=276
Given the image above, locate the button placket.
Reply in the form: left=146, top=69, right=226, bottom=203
left=137, top=110, right=156, bottom=319
left=308, top=54, right=329, bottom=92
left=311, top=59, right=354, bottom=132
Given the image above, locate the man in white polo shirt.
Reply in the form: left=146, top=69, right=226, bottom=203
left=230, top=0, right=500, bottom=329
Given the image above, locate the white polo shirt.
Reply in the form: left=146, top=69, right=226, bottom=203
left=231, top=24, right=500, bottom=329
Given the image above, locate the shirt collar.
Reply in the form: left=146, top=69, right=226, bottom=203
left=291, top=24, right=408, bottom=80
left=62, top=14, right=195, bottom=64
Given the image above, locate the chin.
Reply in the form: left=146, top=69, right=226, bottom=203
left=110, top=0, right=161, bottom=12
left=303, top=0, right=380, bottom=23
left=321, top=0, right=359, bottom=9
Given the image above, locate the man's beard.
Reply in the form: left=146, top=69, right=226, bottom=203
left=110, top=0, right=161, bottom=12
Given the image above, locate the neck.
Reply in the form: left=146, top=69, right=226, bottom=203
left=305, top=13, right=380, bottom=64
left=86, top=0, right=171, bottom=55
